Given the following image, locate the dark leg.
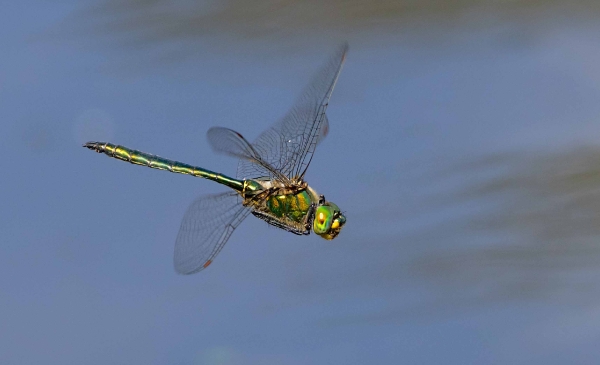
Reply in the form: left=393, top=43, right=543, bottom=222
left=251, top=210, right=310, bottom=235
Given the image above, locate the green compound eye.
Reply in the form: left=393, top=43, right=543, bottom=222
left=313, top=205, right=334, bottom=235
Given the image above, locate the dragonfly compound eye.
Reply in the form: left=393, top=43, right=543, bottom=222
left=313, top=205, right=334, bottom=235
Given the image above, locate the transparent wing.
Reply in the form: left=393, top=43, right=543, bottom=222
left=174, top=191, right=251, bottom=275
left=207, top=44, right=347, bottom=182
left=241, top=43, right=347, bottom=180
left=207, top=127, right=290, bottom=184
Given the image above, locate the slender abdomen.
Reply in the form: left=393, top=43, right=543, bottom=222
left=84, top=141, right=243, bottom=191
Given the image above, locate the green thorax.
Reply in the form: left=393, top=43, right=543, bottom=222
left=265, top=190, right=313, bottom=223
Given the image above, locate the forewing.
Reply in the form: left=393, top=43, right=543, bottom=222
left=238, top=43, right=347, bottom=180
left=173, top=191, right=251, bottom=275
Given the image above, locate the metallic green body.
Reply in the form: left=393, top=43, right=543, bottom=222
left=84, top=142, right=317, bottom=225
left=266, top=191, right=313, bottom=223
left=85, top=142, right=244, bottom=191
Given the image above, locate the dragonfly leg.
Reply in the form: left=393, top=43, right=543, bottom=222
left=303, top=202, right=317, bottom=233
left=251, top=210, right=310, bottom=235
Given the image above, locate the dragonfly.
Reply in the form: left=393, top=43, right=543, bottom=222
left=84, top=44, right=348, bottom=274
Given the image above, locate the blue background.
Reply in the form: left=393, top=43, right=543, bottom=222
left=3, top=1, right=600, bottom=363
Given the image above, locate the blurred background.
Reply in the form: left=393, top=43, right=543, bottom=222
left=3, top=0, right=600, bottom=363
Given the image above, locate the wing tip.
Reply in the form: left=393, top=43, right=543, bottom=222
left=340, top=42, right=349, bottom=60
left=173, top=259, right=213, bottom=275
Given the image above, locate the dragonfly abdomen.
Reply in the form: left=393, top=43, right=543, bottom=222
left=84, top=142, right=243, bottom=191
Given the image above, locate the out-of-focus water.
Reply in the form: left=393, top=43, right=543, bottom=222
left=3, top=1, right=600, bottom=364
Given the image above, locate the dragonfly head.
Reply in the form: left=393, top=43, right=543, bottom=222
left=313, top=195, right=346, bottom=240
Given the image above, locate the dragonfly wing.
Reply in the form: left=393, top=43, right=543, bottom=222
left=207, top=127, right=289, bottom=182
left=239, top=43, right=347, bottom=180
left=317, top=113, right=330, bottom=144
left=174, top=191, right=251, bottom=275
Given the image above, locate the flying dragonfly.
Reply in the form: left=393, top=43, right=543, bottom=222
left=84, top=44, right=348, bottom=274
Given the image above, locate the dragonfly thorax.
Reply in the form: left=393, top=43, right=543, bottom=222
left=241, top=178, right=345, bottom=240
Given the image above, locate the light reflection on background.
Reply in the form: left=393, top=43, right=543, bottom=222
left=412, top=148, right=600, bottom=305
left=3, top=0, right=600, bottom=364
